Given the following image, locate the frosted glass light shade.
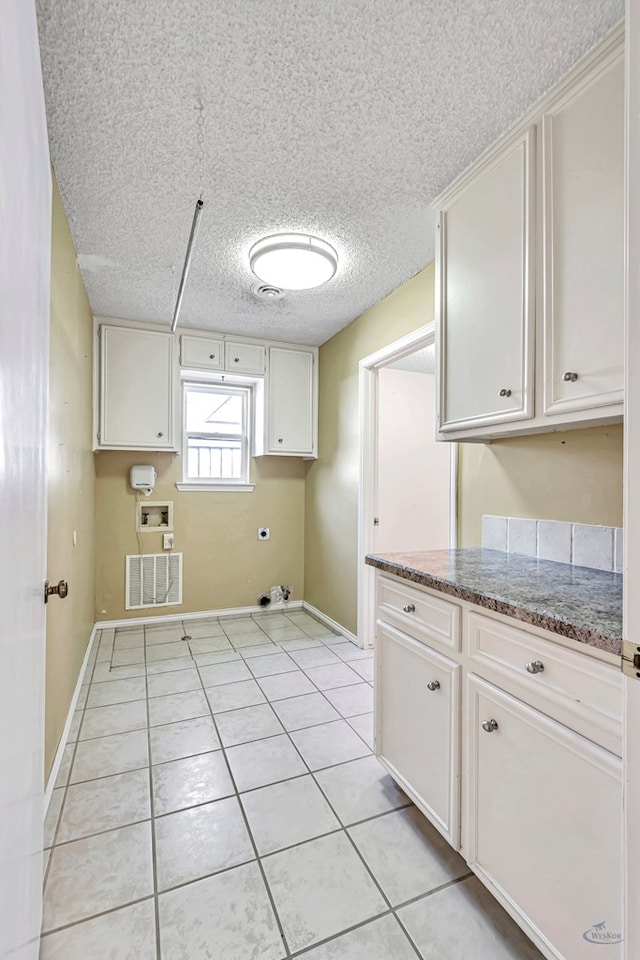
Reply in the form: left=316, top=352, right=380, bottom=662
left=249, top=234, right=338, bottom=290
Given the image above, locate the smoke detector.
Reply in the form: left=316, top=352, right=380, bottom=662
left=251, top=282, right=285, bottom=301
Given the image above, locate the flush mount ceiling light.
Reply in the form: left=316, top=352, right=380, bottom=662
left=249, top=233, right=338, bottom=290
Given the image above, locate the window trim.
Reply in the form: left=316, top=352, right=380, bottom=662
left=180, top=380, right=253, bottom=490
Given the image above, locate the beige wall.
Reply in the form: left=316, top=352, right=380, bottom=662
left=95, top=452, right=305, bottom=620
left=305, top=266, right=435, bottom=634
left=457, top=425, right=624, bottom=546
left=377, top=368, right=450, bottom=553
left=46, top=178, right=96, bottom=778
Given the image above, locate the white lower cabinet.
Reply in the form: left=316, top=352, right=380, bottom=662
left=467, top=675, right=622, bottom=960
left=375, top=573, right=623, bottom=960
left=376, top=620, right=461, bottom=847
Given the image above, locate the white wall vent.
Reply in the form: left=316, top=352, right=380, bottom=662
left=125, top=553, right=183, bottom=610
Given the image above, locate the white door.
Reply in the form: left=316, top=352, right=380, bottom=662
left=0, top=3, right=52, bottom=959
left=268, top=347, right=314, bottom=454
left=624, top=5, right=640, bottom=957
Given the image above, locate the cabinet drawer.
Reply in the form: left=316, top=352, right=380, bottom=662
left=467, top=611, right=622, bottom=753
left=225, top=341, right=265, bottom=375
left=377, top=575, right=460, bottom=652
left=180, top=336, right=224, bottom=370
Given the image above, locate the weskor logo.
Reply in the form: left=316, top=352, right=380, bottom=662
left=582, top=921, right=623, bottom=945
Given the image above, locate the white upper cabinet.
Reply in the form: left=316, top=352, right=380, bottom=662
left=266, top=346, right=316, bottom=456
left=224, top=340, right=265, bottom=375
left=437, top=127, right=535, bottom=433
left=542, top=50, right=624, bottom=416
left=180, top=335, right=224, bottom=370
left=435, top=27, right=624, bottom=441
left=98, top=324, right=177, bottom=450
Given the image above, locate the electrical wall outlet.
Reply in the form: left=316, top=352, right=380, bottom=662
left=163, top=533, right=175, bottom=550
left=258, top=527, right=270, bottom=540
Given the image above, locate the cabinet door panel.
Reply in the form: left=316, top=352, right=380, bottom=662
left=100, top=326, right=174, bottom=448
left=376, top=621, right=460, bottom=846
left=180, top=335, right=224, bottom=370
left=438, top=127, right=535, bottom=433
left=268, top=347, right=314, bottom=454
left=225, top=341, right=265, bottom=375
left=543, top=55, right=624, bottom=415
left=468, top=675, right=622, bottom=960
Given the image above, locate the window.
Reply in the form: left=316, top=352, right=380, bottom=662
left=181, top=382, right=252, bottom=489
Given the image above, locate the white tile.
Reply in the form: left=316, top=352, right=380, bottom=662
left=230, top=632, right=272, bottom=649
left=44, top=789, right=64, bottom=848
left=315, top=756, right=409, bottom=825
left=398, top=875, right=543, bottom=959
left=158, top=861, right=284, bottom=960
left=206, top=679, right=266, bottom=713
left=215, top=703, right=284, bottom=747
left=507, top=517, right=537, bottom=558
left=349, top=806, right=468, bottom=905
left=261, top=626, right=308, bottom=643
left=328, top=642, right=372, bottom=662
left=145, top=640, right=190, bottom=662
left=193, top=649, right=242, bottom=666
left=71, top=729, right=149, bottom=783
left=258, top=671, right=317, bottom=701
left=222, top=617, right=264, bottom=636
left=537, top=520, right=572, bottom=564
left=146, top=656, right=194, bottom=675
left=86, top=676, right=146, bottom=708
left=303, top=662, right=362, bottom=690
left=80, top=700, right=148, bottom=740
left=54, top=745, right=75, bottom=788
left=75, top=685, right=89, bottom=708
left=113, top=628, right=145, bottom=649
left=152, top=751, right=234, bottom=815
left=155, top=796, right=254, bottom=890
left=150, top=716, right=220, bottom=765
left=147, top=668, right=202, bottom=698
left=290, top=647, right=341, bottom=669
left=323, top=683, right=374, bottom=718
left=67, top=710, right=82, bottom=742
left=247, top=652, right=297, bottom=677
left=238, top=643, right=279, bottom=659
left=40, top=898, right=156, bottom=960
left=182, top=618, right=225, bottom=639
left=226, top=734, right=307, bottom=792
left=42, top=822, right=153, bottom=932
left=92, top=660, right=146, bottom=681
left=111, top=646, right=145, bottom=667
left=572, top=523, right=614, bottom=571
left=148, top=689, right=209, bottom=727
left=290, top=720, right=371, bottom=770
left=241, top=775, right=340, bottom=855
left=276, top=637, right=324, bottom=651
left=349, top=658, right=375, bottom=682
left=187, top=635, right=233, bottom=655
left=145, top=624, right=186, bottom=644
left=95, top=631, right=114, bottom=663
left=614, top=527, right=623, bottom=573
left=301, top=915, right=417, bottom=960
left=199, top=659, right=253, bottom=687
left=57, top=769, right=150, bottom=842
left=482, top=515, right=508, bottom=552
left=347, top=713, right=374, bottom=750
left=271, top=692, right=342, bottom=731
left=262, top=832, right=387, bottom=953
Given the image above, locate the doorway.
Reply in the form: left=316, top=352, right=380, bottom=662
left=357, top=325, right=457, bottom=649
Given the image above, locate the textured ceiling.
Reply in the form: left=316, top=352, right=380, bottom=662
left=36, top=0, right=622, bottom=346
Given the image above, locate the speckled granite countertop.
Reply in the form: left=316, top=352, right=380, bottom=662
left=365, top=549, right=622, bottom=655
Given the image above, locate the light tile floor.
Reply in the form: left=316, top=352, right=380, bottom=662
left=41, top=610, right=543, bottom=959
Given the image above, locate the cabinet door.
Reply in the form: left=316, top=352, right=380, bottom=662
left=267, top=347, right=315, bottom=455
left=225, top=341, right=265, bottom=375
left=543, top=53, right=624, bottom=416
left=375, top=621, right=461, bottom=847
left=467, top=675, right=622, bottom=960
left=99, top=325, right=175, bottom=449
left=180, top=335, right=224, bottom=370
left=437, top=127, right=536, bottom=434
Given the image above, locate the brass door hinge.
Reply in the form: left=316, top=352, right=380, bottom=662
left=621, top=639, right=640, bottom=679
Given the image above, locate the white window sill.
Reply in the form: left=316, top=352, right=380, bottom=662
left=175, top=482, right=255, bottom=493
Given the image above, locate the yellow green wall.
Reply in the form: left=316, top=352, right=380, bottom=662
left=457, top=425, right=624, bottom=546
left=46, top=178, right=96, bottom=778
left=304, top=266, right=435, bottom=634
left=94, top=452, right=305, bottom=620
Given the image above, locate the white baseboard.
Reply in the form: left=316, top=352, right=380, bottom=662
left=97, top=600, right=304, bottom=630
left=44, top=624, right=99, bottom=817
left=302, top=601, right=360, bottom=647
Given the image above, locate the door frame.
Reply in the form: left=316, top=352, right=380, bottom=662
left=357, top=324, right=458, bottom=649
left=624, top=5, right=639, bottom=956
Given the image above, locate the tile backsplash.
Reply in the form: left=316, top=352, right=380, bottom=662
left=482, top=515, right=623, bottom=573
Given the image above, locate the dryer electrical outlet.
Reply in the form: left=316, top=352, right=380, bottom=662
left=258, top=527, right=270, bottom=540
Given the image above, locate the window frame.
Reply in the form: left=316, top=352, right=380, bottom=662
left=178, top=380, right=255, bottom=492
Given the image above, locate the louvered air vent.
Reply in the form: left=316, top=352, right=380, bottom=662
left=125, top=553, right=183, bottom=610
